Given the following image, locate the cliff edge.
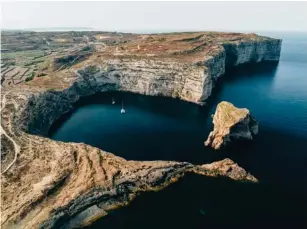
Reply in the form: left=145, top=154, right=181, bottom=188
left=1, top=31, right=281, bottom=229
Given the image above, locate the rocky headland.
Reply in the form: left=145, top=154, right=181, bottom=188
left=205, top=101, right=259, bottom=150
left=1, top=31, right=281, bottom=228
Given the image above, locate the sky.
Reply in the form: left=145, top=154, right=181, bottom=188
left=1, top=1, right=307, bottom=32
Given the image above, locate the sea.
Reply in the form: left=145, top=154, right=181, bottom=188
left=49, top=31, right=307, bottom=229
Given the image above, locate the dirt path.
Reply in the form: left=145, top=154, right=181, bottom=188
left=1, top=125, right=21, bottom=174
left=1, top=91, right=21, bottom=174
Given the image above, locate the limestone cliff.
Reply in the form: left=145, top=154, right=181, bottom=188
left=205, top=101, right=259, bottom=149
left=21, top=37, right=281, bottom=136
left=1, top=32, right=281, bottom=229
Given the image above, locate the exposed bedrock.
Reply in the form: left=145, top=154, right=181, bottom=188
left=1, top=134, right=256, bottom=229
left=1, top=33, right=280, bottom=229
left=223, top=39, right=282, bottom=66
left=1, top=90, right=259, bottom=229
left=205, top=101, right=259, bottom=150
left=20, top=39, right=281, bottom=136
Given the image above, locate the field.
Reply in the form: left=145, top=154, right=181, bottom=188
left=0, top=30, right=103, bottom=87
left=1, top=30, right=263, bottom=89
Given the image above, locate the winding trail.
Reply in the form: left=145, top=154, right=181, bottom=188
left=0, top=125, right=21, bottom=174
left=1, top=91, right=21, bottom=174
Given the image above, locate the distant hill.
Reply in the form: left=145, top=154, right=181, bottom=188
left=2, top=27, right=94, bottom=32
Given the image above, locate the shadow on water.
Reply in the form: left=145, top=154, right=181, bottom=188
left=49, top=61, right=307, bottom=228
left=48, top=90, right=219, bottom=162
left=209, top=61, right=279, bottom=102
left=87, top=174, right=306, bottom=229
left=225, top=61, right=280, bottom=79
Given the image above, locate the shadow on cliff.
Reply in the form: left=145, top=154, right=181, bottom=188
left=87, top=173, right=306, bottom=229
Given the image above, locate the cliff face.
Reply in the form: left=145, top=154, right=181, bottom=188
left=223, top=39, right=282, bottom=66
left=1, top=32, right=281, bottom=229
left=21, top=38, right=281, bottom=136
left=205, top=101, right=259, bottom=149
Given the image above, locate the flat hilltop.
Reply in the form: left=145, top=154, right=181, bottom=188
left=1, top=31, right=274, bottom=89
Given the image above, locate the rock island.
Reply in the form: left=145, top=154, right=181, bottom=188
left=1, top=31, right=281, bottom=228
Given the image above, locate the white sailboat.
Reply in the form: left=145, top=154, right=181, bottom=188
left=112, top=97, right=115, bottom=104
left=121, top=101, right=126, bottom=114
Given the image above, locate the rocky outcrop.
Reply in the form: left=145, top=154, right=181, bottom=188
left=1, top=118, right=257, bottom=229
left=205, top=101, right=259, bottom=149
left=1, top=32, right=281, bottom=229
left=1, top=90, right=258, bottom=229
left=20, top=37, right=281, bottom=136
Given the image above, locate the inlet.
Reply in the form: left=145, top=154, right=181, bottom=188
left=15, top=36, right=307, bottom=229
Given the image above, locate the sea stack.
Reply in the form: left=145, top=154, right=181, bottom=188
left=205, top=101, right=258, bottom=150
left=1, top=31, right=278, bottom=228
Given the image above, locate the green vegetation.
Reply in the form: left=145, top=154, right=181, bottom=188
left=2, top=50, right=49, bottom=71
left=25, top=72, right=35, bottom=82
left=4, top=60, right=16, bottom=66
left=37, top=72, right=47, bottom=77
left=24, top=59, right=45, bottom=66
left=2, top=50, right=46, bottom=59
left=81, top=45, right=92, bottom=52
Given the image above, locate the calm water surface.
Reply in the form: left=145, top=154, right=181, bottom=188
left=50, top=32, right=307, bottom=229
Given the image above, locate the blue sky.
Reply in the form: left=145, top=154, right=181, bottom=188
left=1, top=1, right=306, bottom=32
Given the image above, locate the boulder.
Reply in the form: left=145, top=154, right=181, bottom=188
left=205, top=101, right=258, bottom=149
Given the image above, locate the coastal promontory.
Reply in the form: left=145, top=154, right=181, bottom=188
left=1, top=31, right=280, bottom=228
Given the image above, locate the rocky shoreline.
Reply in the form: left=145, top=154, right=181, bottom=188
left=1, top=32, right=281, bottom=229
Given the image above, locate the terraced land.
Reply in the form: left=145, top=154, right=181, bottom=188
left=1, top=30, right=265, bottom=89
left=1, top=30, right=109, bottom=88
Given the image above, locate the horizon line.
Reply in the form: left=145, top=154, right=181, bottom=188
left=2, top=27, right=307, bottom=33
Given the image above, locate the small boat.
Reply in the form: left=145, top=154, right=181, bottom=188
left=112, top=97, right=115, bottom=104
left=121, top=101, right=126, bottom=114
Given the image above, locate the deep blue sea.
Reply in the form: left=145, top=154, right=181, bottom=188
left=50, top=32, right=307, bottom=229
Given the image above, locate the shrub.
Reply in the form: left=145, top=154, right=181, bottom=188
left=25, top=72, right=35, bottom=82
left=37, top=72, right=47, bottom=77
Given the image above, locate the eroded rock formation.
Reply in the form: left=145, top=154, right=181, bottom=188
left=1, top=32, right=280, bottom=229
left=205, top=101, right=259, bottom=149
